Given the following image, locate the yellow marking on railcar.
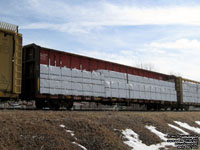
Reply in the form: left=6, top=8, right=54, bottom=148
left=38, top=78, right=40, bottom=92
left=0, top=91, right=3, bottom=97
left=66, top=96, right=71, bottom=99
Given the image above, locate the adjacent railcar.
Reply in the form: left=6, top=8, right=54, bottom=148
left=22, top=44, right=180, bottom=110
left=0, top=22, right=22, bottom=100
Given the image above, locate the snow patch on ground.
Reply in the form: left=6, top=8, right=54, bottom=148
left=145, top=125, right=168, bottom=141
left=195, top=121, right=200, bottom=126
left=60, top=124, right=87, bottom=150
left=174, top=121, right=200, bottom=134
left=168, top=124, right=189, bottom=135
left=60, top=124, right=65, bottom=128
left=122, top=126, right=174, bottom=150
left=72, top=142, right=87, bottom=150
left=65, top=129, right=75, bottom=137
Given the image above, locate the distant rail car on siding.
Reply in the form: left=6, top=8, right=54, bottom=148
left=1, top=21, right=200, bottom=110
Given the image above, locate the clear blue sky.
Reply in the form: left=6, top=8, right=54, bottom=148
left=1, top=0, right=200, bottom=80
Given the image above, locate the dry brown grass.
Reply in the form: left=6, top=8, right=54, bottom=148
left=0, top=110, right=200, bottom=150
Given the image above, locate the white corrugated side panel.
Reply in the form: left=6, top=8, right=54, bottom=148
left=137, top=76, right=143, bottom=83
left=164, top=93, right=168, bottom=101
left=134, top=84, right=140, bottom=91
left=40, top=64, right=49, bottom=74
left=130, top=90, right=136, bottom=99
left=49, top=66, right=61, bottom=75
left=161, top=93, right=165, bottom=100
left=140, top=91, right=145, bottom=99
left=40, top=79, right=50, bottom=88
left=105, top=81, right=111, bottom=88
left=122, top=73, right=127, bottom=80
left=160, top=81, right=165, bottom=86
left=109, top=78, right=117, bottom=82
left=105, top=88, right=111, bottom=97
left=154, top=79, right=159, bottom=86
left=62, top=89, right=72, bottom=95
left=145, top=92, right=151, bottom=99
left=49, top=75, right=62, bottom=81
left=72, top=68, right=82, bottom=77
left=96, top=70, right=110, bottom=77
left=112, top=88, right=119, bottom=97
left=100, top=92, right=105, bottom=97
left=149, top=79, right=154, bottom=85
left=128, top=74, right=137, bottom=82
left=92, top=71, right=101, bottom=79
left=71, top=82, right=82, bottom=90
left=92, top=79, right=102, bottom=85
left=155, top=87, right=160, bottom=93
left=139, top=84, right=145, bottom=91
left=170, top=94, right=175, bottom=101
left=166, top=94, right=171, bottom=101
left=50, top=80, right=62, bottom=89
left=169, top=82, right=175, bottom=88
left=174, top=94, right=177, bottom=101
left=151, top=92, right=156, bottom=100
left=127, top=74, right=133, bottom=82
left=40, top=88, right=50, bottom=94
left=83, top=78, right=92, bottom=84
left=61, top=81, right=72, bottom=90
left=134, top=91, right=140, bottom=99
left=150, top=86, right=156, bottom=92
left=101, top=85, right=105, bottom=93
left=145, top=85, right=151, bottom=92
left=83, top=83, right=93, bottom=92
left=129, top=90, right=134, bottom=99
left=50, top=89, right=62, bottom=95
left=82, top=70, right=91, bottom=79
left=128, top=83, right=134, bottom=90
left=71, top=77, right=82, bottom=83
left=119, top=89, right=127, bottom=98
left=111, top=82, right=119, bottom=89
left=72, top=90, right=83, bottom=96
left=92, top=84, right=102, bottom=93
left=104, top=77, right=111, bottom=82
left=156, top=93, right=161, bottom=100
left=40, top=74, right=49, bottom=79
left=61, top=76, right=71, bottom=82
left=166, top=81, right=171, bottom=87
left=100, top=73, right=105, bottom=81
left=119, top=82, right=128, bottom=90
left=83, top=91, right=93, bottom=96
left=197, top=97, right=200, bottom=103
left=109, top=71, right=116, bottom=78
left=93, top=92, right=104, bottom=97
left=112, top=78, right=126, bottom=83
left=111, top=71, right=126, bottom=80
left=157, top=80, right=162, bottom=86
left=163, top=81, right=168, bottom=87
left=144, top=78, right=150, bottom=84
left=61, top=67, right=71, bottom=76
left=166, top=88, right=170, bottom=94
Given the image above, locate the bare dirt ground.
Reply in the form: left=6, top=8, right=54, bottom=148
left=0, top=110, right=200, bottom=150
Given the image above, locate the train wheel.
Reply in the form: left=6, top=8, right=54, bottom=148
left=66, top=101, right=73, bottom=110
left=184, top=106, right=189, bottom=111
left=146, top=105, right=151, bottom=111
left=35, top=100, right=44, bottom=109
left=48, top=100, right=60, bottom=110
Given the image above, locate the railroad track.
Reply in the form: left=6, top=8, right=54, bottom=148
left=1, top=107, right=200, bottom=112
